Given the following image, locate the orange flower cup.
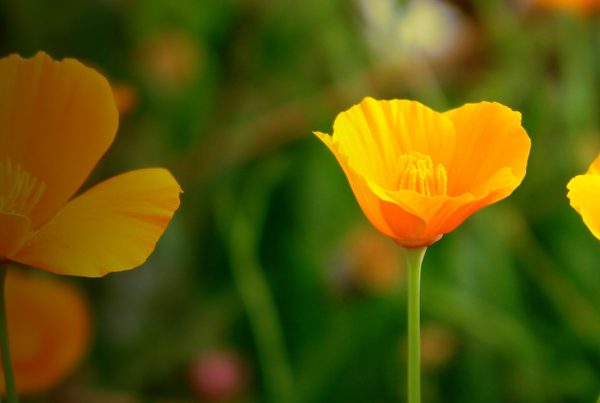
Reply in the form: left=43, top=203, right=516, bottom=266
left=315, top=97, right=531, bottom=247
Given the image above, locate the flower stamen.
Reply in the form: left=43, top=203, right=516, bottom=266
left=0, top=158, right=46, bottom=216
left=397, top=152, right=447, bottom=196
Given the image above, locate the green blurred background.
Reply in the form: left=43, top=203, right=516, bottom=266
left=2, top=0, right=600, bottom=401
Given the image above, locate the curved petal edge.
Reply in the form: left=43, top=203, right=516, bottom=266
left=10, top=168, right=182, bottom=277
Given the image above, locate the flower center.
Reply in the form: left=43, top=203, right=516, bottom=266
left=396, top=151, right=447, bottom=196
left=0, top=158, right=46, bottom=217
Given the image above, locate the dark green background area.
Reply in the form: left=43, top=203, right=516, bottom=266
left=2, top=0, right=600, bottom=402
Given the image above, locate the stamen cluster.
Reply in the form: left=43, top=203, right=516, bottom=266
left=396, top=152, right=447, bottom=196
left=0, top=158, right=46, bottom=216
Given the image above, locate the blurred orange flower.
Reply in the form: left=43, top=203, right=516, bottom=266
left=111, top=83, right=139, bottom=116
left=532, top=0, right=600, bottom=14
left=418, top=323, right=457, bottom=371
left=340, top=226, right=404, bottom=293
left=0, top=52, right=182, bottom=277
left=0, top=268, right=90, bottom=394
left=315, top=97, right=530, bottom=248
left=567, top=153, right=600, bottom=240
left=136, top=30, right=202, bottom=94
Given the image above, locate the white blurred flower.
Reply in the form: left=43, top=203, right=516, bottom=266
left=358, top=0, right=468, bottom=62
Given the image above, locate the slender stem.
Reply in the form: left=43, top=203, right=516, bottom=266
left=402, top=247, right=427, bottom=403
left=0, top=265, right=18, bottom=403
left=228, top=213, right=296, bottom=403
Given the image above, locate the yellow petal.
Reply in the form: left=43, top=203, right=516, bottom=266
left=567, top=174, right=600, bottom=240
left=315, top=132, right=430, bottom=246
left=10, top=168, right=182, bottom=277
left=586, top=153, right=600, bottom=174
left=0, top=52, right=118, bottom=228
left=332, top=97, right=456, bottom=189
left=0, top=268, right=90, bottom=395
left=444, top=102, right=530, bottom=198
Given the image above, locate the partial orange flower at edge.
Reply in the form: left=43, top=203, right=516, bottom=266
left=0, top=52, right=182, bottom=277
left=315, top=97, right=531, bottom=248
left=567, top=153, right=600, bottom=240
left=532, top=0, right=600, bottom=14
left=0, top=268, right=90, bottom=395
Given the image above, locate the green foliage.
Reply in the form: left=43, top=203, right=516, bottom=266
left=2, top=0, right=600, bottom=401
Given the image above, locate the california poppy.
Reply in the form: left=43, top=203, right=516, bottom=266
left=316, top=97, right=530, bottom=403
left=0, top=268, right=89, bottom=394
left=0, top=52, right=181, bottom=277
left=315, top=97, right=531, bottom=248
left=567, top=153, right=600, bottom=240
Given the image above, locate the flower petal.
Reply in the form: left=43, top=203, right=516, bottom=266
left=315, top=132, right=429, bottom=246
left=10, top=168, right=182, bottom=277
left=567, top=174, right=600, bottom=240
left=332, top=97, right=456, bottom=189
left=0, top=52, right=118, bottom=228
left=444, top=102, right=530, bottom=198
left=586, top=153, right=600, bottom=174
left=317, top=129, right=484, bottom=246
left=367, top=180, right=484, bottom=242
left=1, top=268, right=90, bottom=394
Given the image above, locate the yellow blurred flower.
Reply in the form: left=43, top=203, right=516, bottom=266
left=0, top=52, right=181, bottom=277
left=0, top=268, right=90, bottom=394
left=567, top=153, right=600, bottom=240
left=315, top=97, right=530, bottom=248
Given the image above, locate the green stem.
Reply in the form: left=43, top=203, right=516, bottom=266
left=0, top=265, right=18, bottom=403
left=402, top=247, right=427, bottom=403
left=228, top=213, right=296, bottom=403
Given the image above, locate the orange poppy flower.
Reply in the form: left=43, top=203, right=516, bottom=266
left=315, top=97, right=530, bottom=248
left=0, top=52, right=181, bottom=277
left=567, top=153, right=600, bottom=240
left=0, top=268, right=90, bottom=394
